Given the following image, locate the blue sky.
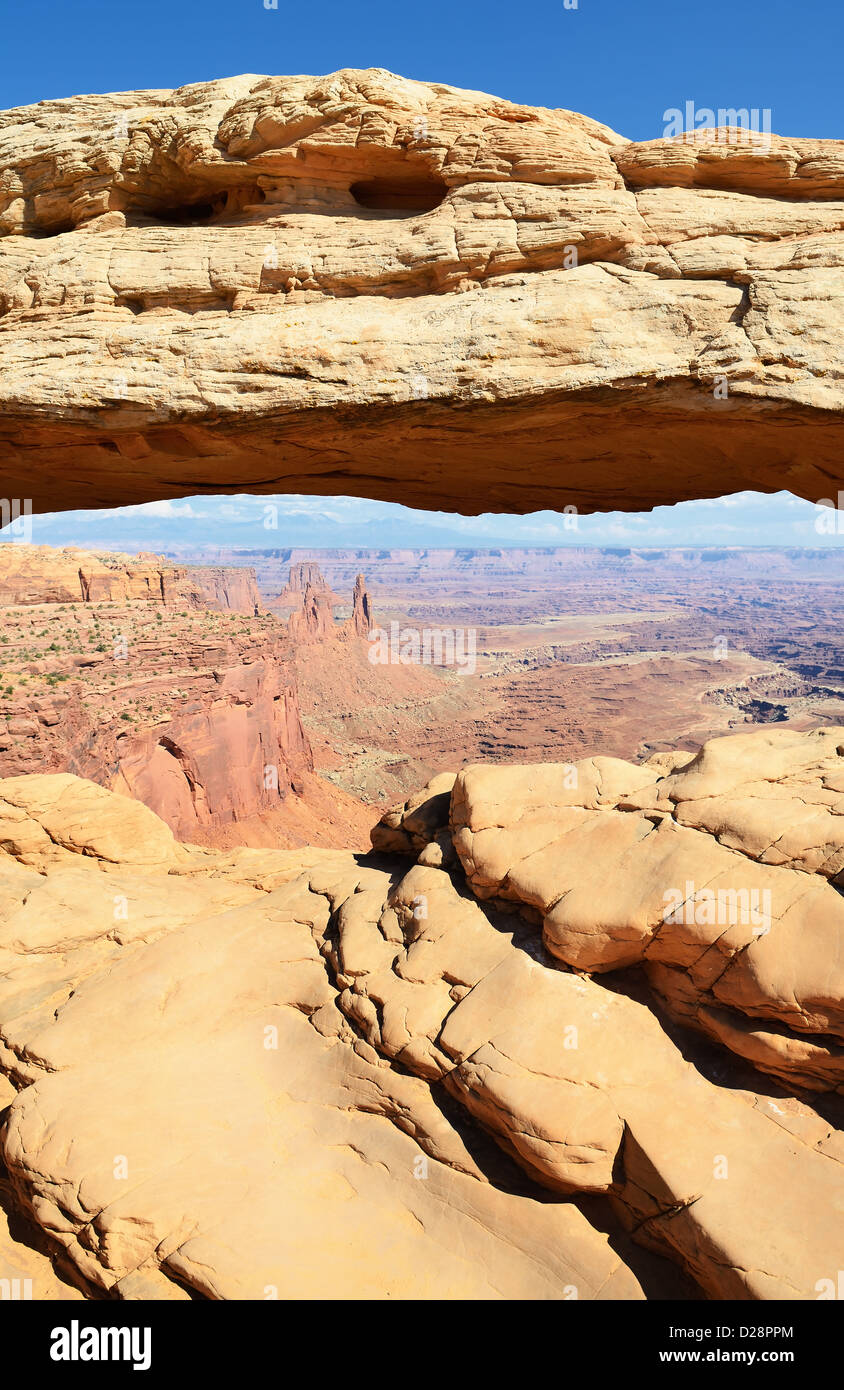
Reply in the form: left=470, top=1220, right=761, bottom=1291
left=3, top=0, right=841, bottom=551
left=4, top=0, right=842, bottom=140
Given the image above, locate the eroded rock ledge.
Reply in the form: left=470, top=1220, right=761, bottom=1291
left=0, top=725, right=841, bottom=1299
left=1, top=69, right=843, bottom=515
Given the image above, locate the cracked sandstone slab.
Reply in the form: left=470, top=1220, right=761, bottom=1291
left=378, top=727, right=844, bottom=1093
left=1, top=748, right=841, bottom=1299
left=0, top=788, right=643, bottom=1300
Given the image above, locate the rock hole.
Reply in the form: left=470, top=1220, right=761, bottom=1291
left=143, top=201, right=217, bottom=226
left=28, top=220, right=75, bottom=238
left=127, top=185, right=267, bottom=227
left=349, top=177, right=447, bottom=214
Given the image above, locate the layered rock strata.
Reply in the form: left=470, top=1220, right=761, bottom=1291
left=0, top=545, right=261, bottom=613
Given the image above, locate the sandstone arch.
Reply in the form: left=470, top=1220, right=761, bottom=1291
left=1, top=71, right=843, bottom=1307
left=0, top=69, right=842, bottom=518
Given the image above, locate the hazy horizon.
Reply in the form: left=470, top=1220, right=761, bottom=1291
left=3, top=488, right=844, bottom=555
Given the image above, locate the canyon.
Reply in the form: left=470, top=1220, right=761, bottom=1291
left=0, top=545, right=378, bottom=849
left=270, top=546, right=844, bottom=805
left=0, top=68, right=842, bottom=1307
left=1, top=536, right=842, bottom=1305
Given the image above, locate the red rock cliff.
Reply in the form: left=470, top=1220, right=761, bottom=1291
left=287, top=584, right=336, bottom=643
left=0, top=544, right=261, bottom=611
left=108, top=654, right=311, bottom=838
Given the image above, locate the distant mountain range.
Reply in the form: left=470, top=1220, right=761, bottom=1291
left=165, top=546, right=844, bottom=596
left=3, top=490, right=844, bottom=552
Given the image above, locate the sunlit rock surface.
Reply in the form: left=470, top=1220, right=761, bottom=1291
left=1, top=70, right=843, bottom=516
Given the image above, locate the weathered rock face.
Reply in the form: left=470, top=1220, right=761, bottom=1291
left=0, top=626, right=313, bottom=840
left=376, top=726, right=844, bottom=1095
left=0, top=734, right=841, bottom=1301
left=269, top=560, right=343, bottom=613
left=0, top=775, right=646, bottom=1301
left=287, top=582, right=336, bottom=644
left=109, top=661, right=311, bottom=839
left=0, top=544, right=261, bottom=613
left=189, top=565, right=262, bottom=614
left=283, top=562, right=330, bottom=595
left=286, top=571, right=373, bottom=642
left=0, top=546, right=316, bottom=839
left=1, top=70, right=843, bottom=518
